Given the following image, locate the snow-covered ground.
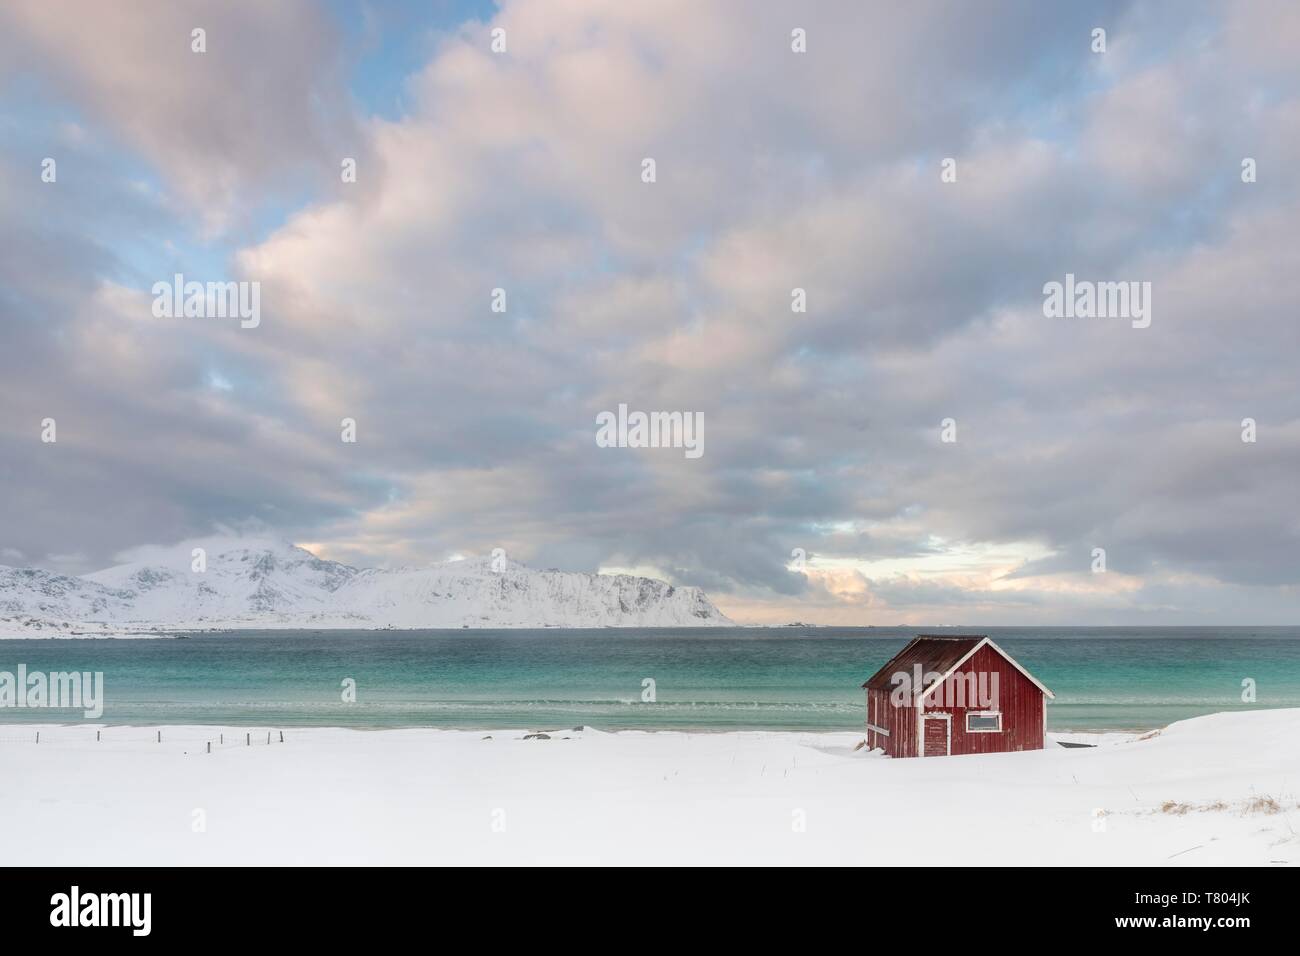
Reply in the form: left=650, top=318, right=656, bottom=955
left=2, top=709, right=1296, bottom=865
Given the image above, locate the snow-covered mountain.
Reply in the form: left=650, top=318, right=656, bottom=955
left=0, top=566, right=137, bottom=627
left=0, top=539, right=733, bottom=635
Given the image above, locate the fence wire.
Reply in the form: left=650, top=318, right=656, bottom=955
left=0, top=727, right=288, bottom=752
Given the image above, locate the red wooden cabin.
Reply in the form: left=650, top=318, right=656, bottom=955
left=862, top=635, right=1054, bottom=757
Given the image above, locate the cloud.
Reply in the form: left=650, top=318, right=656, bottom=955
left=1, top=0, right=1298, bottom=623
left=0, top=0, right=357, bottom=233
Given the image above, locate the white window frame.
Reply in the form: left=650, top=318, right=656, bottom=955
left=966, top=710, right=1002, bottom=733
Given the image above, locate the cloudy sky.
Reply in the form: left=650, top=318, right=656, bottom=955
left=2, top=0, right=1298, bottom=625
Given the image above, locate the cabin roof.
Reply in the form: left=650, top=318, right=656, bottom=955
left=861, top=635, right=1056, bottom=700
left=861, top=636, right=984, bottom=692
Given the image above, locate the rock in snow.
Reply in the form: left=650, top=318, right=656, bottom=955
left=0, top=539, right=733, bottom=634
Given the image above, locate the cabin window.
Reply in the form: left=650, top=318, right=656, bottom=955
left=966, top=711, right=1002, bottom=733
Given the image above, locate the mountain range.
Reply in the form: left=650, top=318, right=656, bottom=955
left=0, top=539, right=733, bottom=635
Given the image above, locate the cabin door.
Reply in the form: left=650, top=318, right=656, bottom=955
left=922, top=715, right=950, bottom=757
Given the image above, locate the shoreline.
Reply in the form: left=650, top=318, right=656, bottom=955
left=0, top=719, right=1156, bottom=737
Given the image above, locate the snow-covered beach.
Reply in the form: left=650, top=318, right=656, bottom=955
left=4, top=709, right=1296, bottom=866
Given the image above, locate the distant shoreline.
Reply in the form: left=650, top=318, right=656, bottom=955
left=7, top=623, right=1300, bottom=640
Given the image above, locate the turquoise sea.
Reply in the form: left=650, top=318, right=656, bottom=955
left=2, top=626, right=1300, bottom=732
